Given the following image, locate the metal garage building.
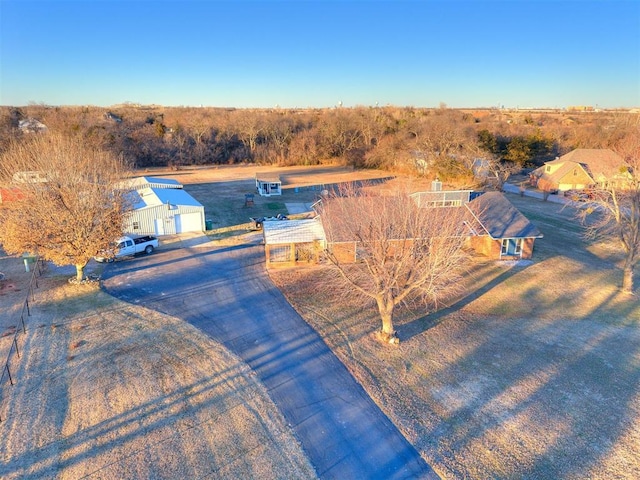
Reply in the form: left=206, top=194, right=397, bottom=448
left=124, top=186, right=205, bottom=236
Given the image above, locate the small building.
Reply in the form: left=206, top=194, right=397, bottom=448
left=466, top=192, right=543, bottom=260
left=18, top=118, right=48, bottom=134
left=256, top=173, right=282, bottom=196
left=124, top=186, right=205, bottom=235
left=263, top=218, right=326, bottom=268
left=104, top=112, right=123, bottom=123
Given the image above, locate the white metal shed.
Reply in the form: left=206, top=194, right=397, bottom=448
left=124, top=186, right=205, bottom=235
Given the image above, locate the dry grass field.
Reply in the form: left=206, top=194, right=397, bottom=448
left=142, top=164, right=395, bottom=231
left=270, top=193, right=640, bottom=479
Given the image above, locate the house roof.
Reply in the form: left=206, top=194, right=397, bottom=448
left=132, top=186, right=203, bottom=209
left=18, top=118, right=48, bottom=133
left=537, top=149, right=625, bottom=183
left=263, top=218, right=326, bottom=245
left=0, top=186, right=26, bottom=202
left=256, top=173, right=281, bottom=183
left=468, top=192, right=543, bottom=239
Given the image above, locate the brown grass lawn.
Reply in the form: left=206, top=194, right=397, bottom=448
left=270, top=193, right=640, bottom=479
left=144, top=164, right=396, bottom=231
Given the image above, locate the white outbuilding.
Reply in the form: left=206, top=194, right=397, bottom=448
left=124, top=186, right=205, bottom=235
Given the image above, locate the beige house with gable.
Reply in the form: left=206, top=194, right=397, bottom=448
left=531, top=149, right=629, bottom=192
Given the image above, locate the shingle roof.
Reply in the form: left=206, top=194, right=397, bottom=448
left=538, top=149, right=625, bottom=182
left=468, top=192, right=543, bottom=239
left=263, top=219, right=326, bottom=245
left=256, top=173, right=281, bottom=183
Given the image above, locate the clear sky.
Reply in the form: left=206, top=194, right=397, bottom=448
left=1, top=0, right=638, bottom=109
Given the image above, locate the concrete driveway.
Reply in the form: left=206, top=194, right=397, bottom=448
left=101, top=239, right=438, bottom=479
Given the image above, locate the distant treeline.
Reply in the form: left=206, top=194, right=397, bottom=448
left=1, top=105, right=636, bottom=181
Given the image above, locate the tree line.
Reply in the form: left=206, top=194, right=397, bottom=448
left=1, top=104, right=636, bottom=181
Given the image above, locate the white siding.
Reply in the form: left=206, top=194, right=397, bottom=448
left=175, top=212, right=204, bottom=233
left=125, top=204, right=204, bottom=236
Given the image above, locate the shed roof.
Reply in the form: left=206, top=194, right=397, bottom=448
left=121, top=176, right=183, bottom=190
left=133, top=186, right=203, bottom=209
left=263, top=218, right=326, bottom=245
left=256, top=173, right=281, bottom=183
left=468, top=192, right=543, bottom=239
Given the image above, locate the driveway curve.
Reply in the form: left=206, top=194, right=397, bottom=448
left=102, top=241, right=438, bottom=479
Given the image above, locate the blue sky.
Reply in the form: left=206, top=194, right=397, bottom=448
left=1, top=0, right=638, bottom=108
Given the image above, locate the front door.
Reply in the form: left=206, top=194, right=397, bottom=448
left=155, top=218, right=165, bottom=235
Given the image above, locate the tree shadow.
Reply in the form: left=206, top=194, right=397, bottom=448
left=398, top=261, right=528, bottom=342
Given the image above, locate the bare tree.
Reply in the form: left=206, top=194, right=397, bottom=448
left=0, top=133, right=132, bottom=282
left=583, top=136, right=640, bottom=294
left=485, top=157, right=521, bottom=191
left=318, top=183, right=472, bottom=344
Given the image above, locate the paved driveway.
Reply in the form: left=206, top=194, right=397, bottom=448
left=102, top=241, right=438, bottom=479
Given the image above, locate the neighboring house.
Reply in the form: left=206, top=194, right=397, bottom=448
left=256, top=174, right=282, bottom=196
left=124, top=186, right=205, bottom=235
left=12, top=171, right=48, bottom=183
left=18, top=118, right=48, bottom=134
left=104, top=112, right=123, bottom=123
left=530, top=148, right=628, bottom=192
left=0, top=186, right=26, bottom=203
left=262, top=218, right=326, bottom=268
left=466, top=192, right=543, bottom=260
left=119, top=176, right=183, bottom=191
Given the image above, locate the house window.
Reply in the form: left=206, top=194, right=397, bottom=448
left=501, top=238, right=523, bottom=256
left=132, top=221, right=140, bottom=230
left=573, top=169, right=578, bottom=176
left=546, top=166, right=551, bottom=172
left=514, top=238, right=523, bottom=254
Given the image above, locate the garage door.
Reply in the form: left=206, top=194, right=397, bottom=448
left=175, top=212, right=203, bottom=233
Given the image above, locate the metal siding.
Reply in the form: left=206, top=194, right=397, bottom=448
left=176, top=212, right=204, bottom=233
left=125, top=204, right=204, bottom=236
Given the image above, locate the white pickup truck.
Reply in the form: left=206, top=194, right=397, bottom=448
left=95, top=235, right=159, bottom=262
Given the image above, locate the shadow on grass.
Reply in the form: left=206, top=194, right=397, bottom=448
left=398, top=262, right=527, bottom=342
